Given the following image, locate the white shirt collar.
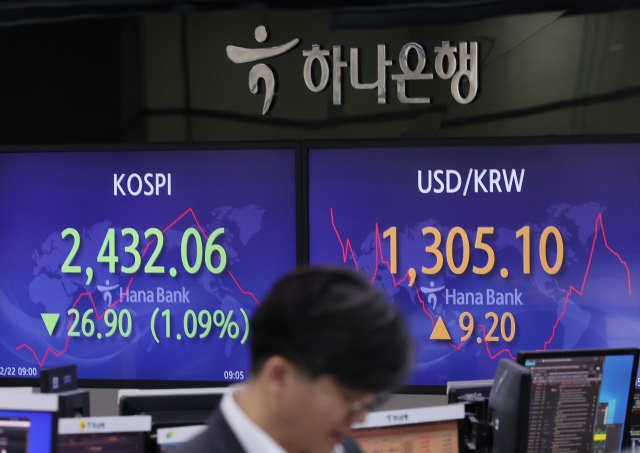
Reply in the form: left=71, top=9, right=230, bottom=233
left=220, top=386, right=288, bottom=453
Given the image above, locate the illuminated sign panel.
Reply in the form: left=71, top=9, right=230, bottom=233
left=308, top=143, right=640, bottom=387
left=0, top=147, right=297, bottom=384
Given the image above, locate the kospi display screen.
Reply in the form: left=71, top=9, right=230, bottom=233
left=308, top=141, right=640, bottom=389
left=0, top=146, right=298, bottom=385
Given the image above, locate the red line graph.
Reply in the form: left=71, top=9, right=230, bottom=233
left=542, top=213, right=631, bottom=350
left=16, top=208, right=260, bottom=367
left=330, top=208, right=632, bottom=361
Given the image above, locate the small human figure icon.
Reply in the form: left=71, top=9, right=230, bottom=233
left=420, top=281, right=445, bottom=311
left=226, top=26, right=299, bottom=115
left=96, top=280, right=119, bottom=309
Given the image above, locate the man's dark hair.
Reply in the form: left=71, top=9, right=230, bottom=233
left=250, top=266, right=413, bottom=393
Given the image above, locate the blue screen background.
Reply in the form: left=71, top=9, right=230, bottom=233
left=0, top=410, right=54, bottom=453
left=0, top=149, right=297, bottom=383
left=599, top=355, right=635, bottom=425
left=309, top=144, right=640, bottom=387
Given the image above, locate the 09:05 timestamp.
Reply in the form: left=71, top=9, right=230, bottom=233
left=0, top=366, right=37, bottom=377
left=224, top=371, right=245, bottom=380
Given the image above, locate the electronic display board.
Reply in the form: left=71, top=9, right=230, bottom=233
left=0, top=146, right=298, bottom=386
left=308, top=141, right=640, bottom=390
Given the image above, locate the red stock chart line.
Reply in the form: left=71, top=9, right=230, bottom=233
left=329, top=208, right=632, bottom=361
left=17, top=208, right=260, bottom=367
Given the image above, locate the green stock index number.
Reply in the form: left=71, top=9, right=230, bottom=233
left=67, top=308, right=132, bottom=338
left=60, top=227, right=227, bottom=276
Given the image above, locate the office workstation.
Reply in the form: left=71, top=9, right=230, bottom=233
left=0, top=0, right=639, bottom=452
left=2, top=348, right=640, bottom=452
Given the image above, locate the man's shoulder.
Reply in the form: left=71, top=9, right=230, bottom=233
left=174, top=409, right=246, bottom=453
left=172, top=408, right=363, bottom=453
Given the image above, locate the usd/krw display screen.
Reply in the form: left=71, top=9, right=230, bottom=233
left=308, top=143, right=640, bottom=388
left=0, top=148, right=297, bottom=384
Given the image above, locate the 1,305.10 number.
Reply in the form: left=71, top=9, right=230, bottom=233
left=383, top=225, right=563, bottom=276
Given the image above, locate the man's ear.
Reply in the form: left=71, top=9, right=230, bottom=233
left=259, top=355, right=297, bottom=399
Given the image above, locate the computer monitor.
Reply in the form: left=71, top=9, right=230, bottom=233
left=58, top=415, right=151, bottom=453
left=517, top=347, right=640, bottom=453
left=446, top=379, right=494, bottom=404
left=57, top=390, right=91, bottom=418
left=488, top=359, right=532, bottom=453
left=628, top=391, right=640, bottom=452
left=118, top=388, right=227, bottom=429
left=0, top=393, right=58, bottom=453
left=156, top=425, right=207, bottom=452
left=351, top=405, right=465, bottom=453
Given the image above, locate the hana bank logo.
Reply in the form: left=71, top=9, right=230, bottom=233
left=227, top=26, right=478, bottom=115
left=420, top=281, right=445, bottom=310
left=97, top=280, right=120, bottom=309
left=226, top=26, right=299, bottom=115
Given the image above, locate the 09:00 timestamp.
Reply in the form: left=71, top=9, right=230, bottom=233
left=0, top=366, right=37, bottom=377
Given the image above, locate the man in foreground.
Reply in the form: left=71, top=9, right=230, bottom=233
left=177, top=266, right=413, bottom=453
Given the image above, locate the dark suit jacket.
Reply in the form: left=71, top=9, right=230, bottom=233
left=174, top=409, right=363, bottom=453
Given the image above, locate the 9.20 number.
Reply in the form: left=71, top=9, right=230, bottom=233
left=459, top=311, right=515, bottom=342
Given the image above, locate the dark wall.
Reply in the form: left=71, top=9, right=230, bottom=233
left=0, top=17, right=139, bottom=144
left=0, top=5, right=637, bottom=144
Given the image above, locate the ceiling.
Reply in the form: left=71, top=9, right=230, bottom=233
left=0, top=0, right=639, bottom=27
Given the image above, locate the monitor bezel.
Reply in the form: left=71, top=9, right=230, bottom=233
left=57, top=415, right=151, bottom=453
left=446, top=379, right=494, bottom=404
left=156, top=424, right=207, bottom=447
left=117, top=387, right=227, bottom=416
left=351, top=405, right=465, bottom=453
left=0, top=141, right=302, bottom=389
left=57, top=414, right=152, bottom=434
